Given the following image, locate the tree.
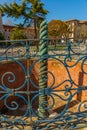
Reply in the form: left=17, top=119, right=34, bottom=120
left=10, top=27, right=27, bottom=40
left=26, top=0, right=48, bottom=38
left=0, top=0, right=48, bottom=38
left=48, top=20, right=69, bottom=39
left=0, top=32, right=5, bottom=46
left=0, top=32, right=4, bottom=40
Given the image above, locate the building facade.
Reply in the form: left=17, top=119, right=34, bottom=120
left=1, top=12, right=87, bottom=41
left=65, top=19, right=87, bottom=42
left=0, top=13, right=4, bottom=34
left=0, top=13, right=38, bottom=40
left=3, top=25, right=15, bottom=40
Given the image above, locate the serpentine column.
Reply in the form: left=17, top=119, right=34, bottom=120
left=38, top=20, right=48, bottom=118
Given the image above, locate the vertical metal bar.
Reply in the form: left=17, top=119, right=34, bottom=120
left=26, top=41, right=33, bottom=129
left=67, top=40, right=72, bottom=61
left=26, top=41, right=30, bottom=111
left=77, top=72, right=84, bottom=101
left=38, top=20, right=48, bottom=118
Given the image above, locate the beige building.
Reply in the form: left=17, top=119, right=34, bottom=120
left=65, top=19, right=87, bottom=42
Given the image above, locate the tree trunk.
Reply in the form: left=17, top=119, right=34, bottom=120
left=34, top=18, right=37, bottom=39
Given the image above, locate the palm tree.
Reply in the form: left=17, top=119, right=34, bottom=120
left=26, top=0, right=48, bottom=38
left=0, top=0, right=48, bottom=38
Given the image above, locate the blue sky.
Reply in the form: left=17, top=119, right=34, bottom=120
left=1, top=0, right=87, bottom=24
left=42, top=0, right=87, bottom=21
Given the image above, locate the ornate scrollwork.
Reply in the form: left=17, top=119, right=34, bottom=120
left=78, top=100, right=87, bottom=112
left=1, top=72, right=16, bottom=88
left=0, top=37, right=87, bottom=129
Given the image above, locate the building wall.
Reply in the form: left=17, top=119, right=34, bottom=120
left=3, top=25, right=15, bottom=40
left=2, top=25, right=38, bottom=40
left=0, top=13, right=39, bottom=40
left=0, top=13, right=4, bottom=34
left=24, top=27, right=39, bottom=39
left=2, top=20, right=87, bottom=41
left=65, top=19, right=87, bottom=42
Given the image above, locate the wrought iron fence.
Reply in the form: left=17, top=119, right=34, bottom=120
left=0, top=20, right=87, bottom=130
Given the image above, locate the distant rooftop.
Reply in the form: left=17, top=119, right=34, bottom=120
left=65, top=19, right=87, bottom=24
left=79, top=20, right=87, bottom=24
left=65, top=19, right=79, bottom=22
left=3, top=24, right=15, bottom=27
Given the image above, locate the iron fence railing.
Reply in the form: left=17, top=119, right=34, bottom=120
left=0, top=20, right=87, bottom=130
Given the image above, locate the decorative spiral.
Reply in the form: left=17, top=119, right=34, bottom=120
left=81, top=57, right=87, bottom=74
left=4, top=96, right=19, bottom=110
left=1, top=72, right=16, bottom=89
left=78, top=100, right=87, bottom=112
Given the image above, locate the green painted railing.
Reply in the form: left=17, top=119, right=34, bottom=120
left=0, top=20, right=87, bottom=130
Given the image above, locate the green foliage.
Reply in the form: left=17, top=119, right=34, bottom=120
left=48, top=20, right=69, bottom=39
left=0, top=0, right=48, bottom=38
left=10, top=27, right=27, bottom=40
left=85, top=32, right=87, bottom=38
left=0, top=32, right=5, bottom=40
